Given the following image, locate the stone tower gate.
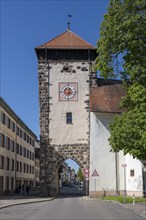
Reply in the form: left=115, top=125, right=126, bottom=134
left=35, top=29, right=96, bottom=196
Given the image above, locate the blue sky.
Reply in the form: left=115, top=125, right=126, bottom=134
left=1, top=0, right=109, bottom=172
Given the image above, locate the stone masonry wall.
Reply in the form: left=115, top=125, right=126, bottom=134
left=38, top=60, right=90, bottom=196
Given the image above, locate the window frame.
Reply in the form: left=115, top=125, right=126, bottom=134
left=66, top=112, right=72, bottom=124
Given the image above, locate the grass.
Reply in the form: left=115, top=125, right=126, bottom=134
left=101, top=195, right=146, bottom=204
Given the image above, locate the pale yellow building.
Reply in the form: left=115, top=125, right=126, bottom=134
left=0, top=97, right=40, bottom=194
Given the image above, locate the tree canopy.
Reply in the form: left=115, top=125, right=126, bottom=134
left=77, top=168, right=84, bottom=181
left=94, top=0, right=146, bottom=160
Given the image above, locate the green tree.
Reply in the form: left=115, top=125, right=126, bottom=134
left=94, top=0, right=146, bottom=160
left=77, top=168, right=84, bottom=181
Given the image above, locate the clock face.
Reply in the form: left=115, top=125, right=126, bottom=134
left=59, top=83, right=78, bottom=101
left=61, top=85, right=75, bottom=99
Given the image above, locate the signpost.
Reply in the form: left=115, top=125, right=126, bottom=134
left=122, top=164, right=127, bottom=203
left=84, top=168, right=89, bottom=196
left=92, top=169, right=99, bottom=198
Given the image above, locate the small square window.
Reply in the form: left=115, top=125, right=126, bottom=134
left=130, top=169, right=135, bottom=177
left=66, top=112, right=72, bottom=124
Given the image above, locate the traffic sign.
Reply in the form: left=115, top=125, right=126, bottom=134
left=122, top=164, right=127, bottom=167
left=84, top=168, right=89, bottom=180
left=92, top=169, right=99, bottom=177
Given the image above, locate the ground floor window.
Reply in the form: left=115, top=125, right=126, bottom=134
left=0, top=176, right=3, bottom=191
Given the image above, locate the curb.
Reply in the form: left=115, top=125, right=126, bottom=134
left=0, top=197, right=54, bottom=209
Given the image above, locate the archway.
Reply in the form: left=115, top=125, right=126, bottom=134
left=58, top=159, right=85, bottom=197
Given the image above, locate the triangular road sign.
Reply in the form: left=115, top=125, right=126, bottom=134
left=92, top=169, right=99, bottom=177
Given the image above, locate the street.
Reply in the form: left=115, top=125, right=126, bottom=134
left=0, top=196, right=143, bottom=219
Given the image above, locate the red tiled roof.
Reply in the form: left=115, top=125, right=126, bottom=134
left=90, top=84, right=126, bottom=113
left=36, top=30, right=96, bottom=49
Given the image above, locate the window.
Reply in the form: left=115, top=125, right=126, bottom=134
left=27, top=150, right=29, bottom=158
left=16, top=144, right=19, bottom=154
left=23, top=163, right=26, bottom=173
left=23, top=147, right=26, bottom=157
left=8, top=118, right=11, bottom=129
left=20, top=162, right=22, bottom=172
left=1, top=134, right=5, bottom=147
left=16, top=126, right=19, bottom=136
left=20, top=145, right=22, bottom=155
left=0, top=176, right=3, bottom=191
left=6, top=177, right=9, bottom=190
left=12, top=122, right=15, bottom=132
left=1, top=112, right=6, bottom=124
left=27, top=135, right=29, bottom=143
left=66, top=112, right=72, bottom=124
left=20, top=129, right=22, bottom=138
left=11, top=140, right=15, bottom=152
left=130, top=169, right=135, bottom=177
left=23, top=132, right=26, bottom=141
left=0, top=156, right=4, bottom=169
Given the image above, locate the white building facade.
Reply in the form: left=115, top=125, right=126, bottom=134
left=89, top=82, right=144, bottom=197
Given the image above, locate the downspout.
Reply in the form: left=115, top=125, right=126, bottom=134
left=115, top=151, right=119, bottom=195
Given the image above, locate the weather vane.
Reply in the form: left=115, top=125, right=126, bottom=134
left=68, top=13, right=72, bottom=30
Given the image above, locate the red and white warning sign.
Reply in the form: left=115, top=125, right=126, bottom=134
left=92, top=169, right=99, bottom=177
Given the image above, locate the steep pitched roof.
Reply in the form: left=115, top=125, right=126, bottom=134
left=90, top=84, right=126, bottom=113
left=36, top=30, right=96, bottom=49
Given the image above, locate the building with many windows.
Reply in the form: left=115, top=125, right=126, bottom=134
left=0, top=97, right=40, bottom=194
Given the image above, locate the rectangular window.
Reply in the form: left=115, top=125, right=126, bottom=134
left=20, top=162, right=22, bottom=172
left=2, top=112, right=6, bottom=124
left=23, top=163, right=26, bottom=173
left=130, top=169, right=135, bottom=177
left=20, top=145, right=22, bottom=155
left=7, top=137, right=10, bottom=150
left=6, top=177, right=9, bottom=191
left=27, top=135, right=29, bottom=143
left=0, top=176, right=3, bottom=191
left=66, top=112, right=72, bottom=124
left=16, top=144, right=19, bottom=154
left=11, top=140, right=15, bottom=152
left=24, top=132, right=26, bottom=141
left=1, top=134, right=5, bottom=147
left=12, top=122, right=15, bottom=132
left=20, top=129, right=22, bottom=138
left=8, top=118, right=11, bottom=129
left=0, top=156, right=4, bottom=169
left=16, top=126, right=19, bottom=136
left=23, top=147, right=26, bottom=157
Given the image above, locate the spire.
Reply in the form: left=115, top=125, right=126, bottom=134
left=68, top=14, right=72, bottom=31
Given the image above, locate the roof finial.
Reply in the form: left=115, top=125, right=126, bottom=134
left=68, top=13, right=72, bottom=30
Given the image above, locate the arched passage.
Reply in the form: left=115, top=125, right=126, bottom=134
left=57, top=158, right=85, bottom=197
left=39, top=144, right=89, bottom=196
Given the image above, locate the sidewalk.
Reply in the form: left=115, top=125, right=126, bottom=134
left=0, top=194, right=54, bottom=209
left=123, top=202, right=146, bottom=219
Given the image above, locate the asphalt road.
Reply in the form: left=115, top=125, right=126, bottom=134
left=0, top=196, right=143, bottom=220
